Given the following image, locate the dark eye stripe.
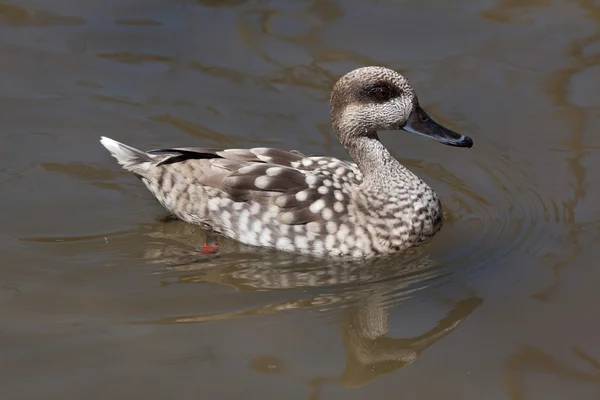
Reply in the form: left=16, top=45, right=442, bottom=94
left=360, top=83, right=399, bottom=102
left=373, top=87, right=390, bottom=100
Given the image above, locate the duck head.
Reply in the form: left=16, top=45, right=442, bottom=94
left=330, top=66, right=473, bottom=148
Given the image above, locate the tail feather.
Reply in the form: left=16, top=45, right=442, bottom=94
left=100, top=136, right=154, bottom=174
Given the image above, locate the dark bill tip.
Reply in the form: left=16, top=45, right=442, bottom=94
left=443, top=134, right=473, bottom=148
left=402, top=105, right=473, bottom=148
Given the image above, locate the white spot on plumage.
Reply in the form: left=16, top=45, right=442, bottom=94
left=313, top=239, right=324, bottom=253
left=355, top=226, right=365, bottom=237
left=260, top=228, right=272, bottom=245
left=276, top=237, right=293, bottom=249
left=264, top=205, right=277, bottom=222
left=238, top=209, right=250, bottom=232
left=295, top=190, right=309, bottom=201
left=302, top=159, right=314, bottom=167
left=251, top=219, right=262, bottom=233
left=335, top=166, right=346, bottom=176
left=323, top=179, right=332, bottom=187
left=317, top=186, right=329, bottom=194
left=333, top=202, right=344, bottom=213
left=238, top=164, right=266, bottom=175
left=294, top=235, right=308, bottom=249
left=254, top=155, right=273, bottom=164
left=326, top=221, right=337, bottom=234
left=305, top=175, right=318, bottom=185
left=322, top=207, right=333, bottom=221
left=336, top=224, right=350, bottom=242
left=325, top=234, right=336, bottom=249
left=334, top=191, right=344, bottom=201
left=307, top=221, right=322, bottom=233
left=254, top=176, right=273, bottom=189
left=266, top=167, right=286, bottom=176
left=309, top=199, right=326, bottom=214
left=244, top=228, right=258, bottom=245
left=250, top=202, right=261, bottom=215
left=345, top=234, right=355, bottom=248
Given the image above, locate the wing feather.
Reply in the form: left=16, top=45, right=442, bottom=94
left=146, top=145, right=358, bottom=227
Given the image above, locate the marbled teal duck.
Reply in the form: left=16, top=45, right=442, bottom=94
left=101, top=66, right=473, bottom=258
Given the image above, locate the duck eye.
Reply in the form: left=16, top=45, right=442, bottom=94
left=372, top=86, right=391, bottom=100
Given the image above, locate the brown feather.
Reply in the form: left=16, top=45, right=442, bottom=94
left=146, top=145, right=343, bottom=211
left=275, top=193, right=336, bottom=225
left=254, top=176, right=307, bottom=191
left=216, top=149, right=262, bottom=162
left=274, top=190, right=322, bottom=209
left=196, top=172, right=228, bottom=191
left=278, top=208, right=321, bottom=225
left=251, top=148, right=306, bottom=166
left=208, top=158, right=247, bottom=172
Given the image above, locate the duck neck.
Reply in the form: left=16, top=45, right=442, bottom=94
left=342, top=131, right=417, bottom=188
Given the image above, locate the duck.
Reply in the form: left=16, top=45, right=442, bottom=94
left=100, top=66, right=473, bottom=258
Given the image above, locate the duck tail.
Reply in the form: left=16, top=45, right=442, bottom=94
left=100, top=136, right=154, bottom=175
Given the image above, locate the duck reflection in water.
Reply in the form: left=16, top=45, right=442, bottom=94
left=139, top=219, right=482, bottom=388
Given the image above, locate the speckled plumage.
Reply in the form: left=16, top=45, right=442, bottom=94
left=101, top=66, right=473, bottom=258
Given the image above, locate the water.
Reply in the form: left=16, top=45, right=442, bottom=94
left=2, top=0, right=600, bottom=398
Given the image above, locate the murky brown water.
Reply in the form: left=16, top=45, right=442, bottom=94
left=2, top=0, right=600, bottom=398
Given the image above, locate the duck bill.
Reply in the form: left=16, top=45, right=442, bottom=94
left=402, top=105, right=473, bottom=148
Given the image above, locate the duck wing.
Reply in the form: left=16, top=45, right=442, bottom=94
left=147, top=146, right=360, bottom=226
